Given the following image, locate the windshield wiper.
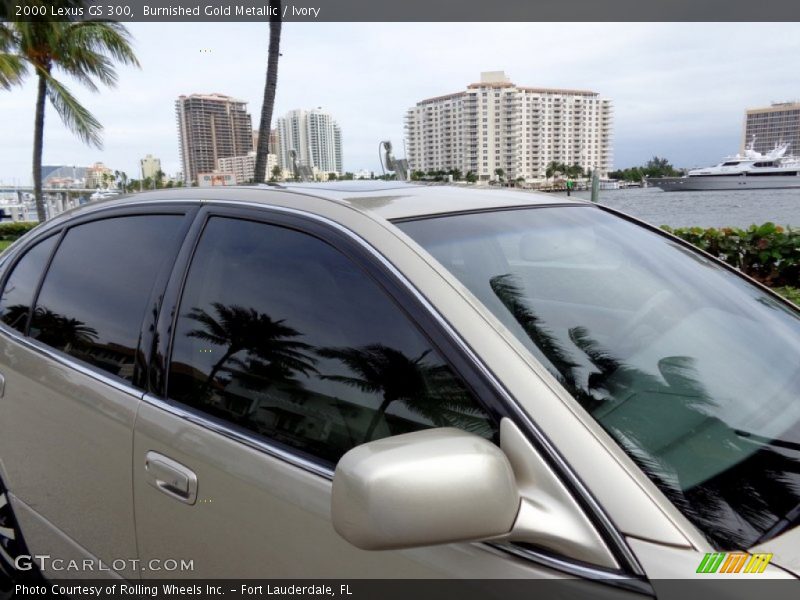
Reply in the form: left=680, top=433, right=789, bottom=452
left=754, top=501, right=800, bottom=545
left=734, top=429, right=800, bottom=453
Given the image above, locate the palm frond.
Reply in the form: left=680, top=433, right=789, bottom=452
left=64, top=21, right=139, bottom=69
left=0, top=52, right=26, bottom=89
left=0, top=24, right=26, bottom=88
left=40, top=68, right=103, bottom=148
left=55, top=21, right=139, bottom=88
left=319, top=373, right=382, bottom=393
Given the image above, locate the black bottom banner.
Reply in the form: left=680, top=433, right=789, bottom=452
left=3, top=579, right=800, bottom=600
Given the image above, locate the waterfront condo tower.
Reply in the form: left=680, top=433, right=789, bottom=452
left=276, top=109, right=343, bottom=176
left=743, top=102, right=800, bottom=156
left=176, top=93, right=253, bottom=185
left=404, top=71, right=613, bottom=181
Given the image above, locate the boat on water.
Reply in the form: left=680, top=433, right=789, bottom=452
left=652, top=138, right=800, bottom=192
left=89, top=189, right=121, bottom=201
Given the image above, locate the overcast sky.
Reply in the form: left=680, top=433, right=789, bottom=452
left=2, top=22, right=799, bottom=184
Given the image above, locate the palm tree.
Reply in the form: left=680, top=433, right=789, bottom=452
left=566, top=163, right=584, bottom=179
left=1, top=5, right=139, bottom=221
left=253, top=0, right=282, bottom=184
left=545, top=160, right=564, bottom=180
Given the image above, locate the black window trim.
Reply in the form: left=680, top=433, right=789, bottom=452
left=0, top=203, right=199, bottom=393
left=146, top=200, right=647, bottom=584
left=0, top=230, right=64, bottom=336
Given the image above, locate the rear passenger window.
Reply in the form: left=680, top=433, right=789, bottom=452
left=30, top=215, right=184, bottom=384
left=0, top=236, right=58, bottom=333
left=168, top=217, right=497, bottom=464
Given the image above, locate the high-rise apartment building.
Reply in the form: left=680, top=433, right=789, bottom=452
left=276, top=109, right=343, bottom=174
left=85, top=162, right=114, bottom=189
left=139, top=154, right=162, bottom=180
left=176, top=93, right=253, bottom=184
left=216, top=151, right=278, bottom=183
left=405, top=71, right=613, bottom=181
left=742, top=102, right=800, bottom=155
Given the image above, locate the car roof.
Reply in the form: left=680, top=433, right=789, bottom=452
left=46, top=181, right=584, bottom=226
left=278, top=181, right=582, bottom=219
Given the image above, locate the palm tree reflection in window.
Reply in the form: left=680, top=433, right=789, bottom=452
left=185, top=302, right=317, bottom=396
left=177, top=302, right=495, bottom=462
left=317, top=344, right=494, bottom=442
left=30, top=306, right=98, bottom=351
left=490, top=273, right=800, bottom=549
left=1, top=303, right=32, bottom=332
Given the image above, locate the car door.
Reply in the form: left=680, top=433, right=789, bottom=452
left=131, top=203, right=639, bottom=583
left=0, top=207, right=193, bottom=579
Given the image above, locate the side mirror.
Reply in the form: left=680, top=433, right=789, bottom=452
left=331, top=420, right=619, bottom=569
left=331, top=428, right=519, bottom=550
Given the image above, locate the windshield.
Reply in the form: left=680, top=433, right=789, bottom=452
left=398, top=205, right=800, bottom=550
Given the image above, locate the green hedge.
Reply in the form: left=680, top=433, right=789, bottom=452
left=0, top=222, right=38, bottom=241
left=662, top=223, right=799, bottom=288
left=774, top=286, right=800, bottom=305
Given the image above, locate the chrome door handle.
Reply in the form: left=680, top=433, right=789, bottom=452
left=144, top=451, right=198, bottom=505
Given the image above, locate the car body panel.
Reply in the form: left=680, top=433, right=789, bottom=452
left=0, top=329, right=140, bottom=579
left=8, top=494, right=123, bottom=580
left=627, top=537, right=794, bottom=580
left=753, top=528, right=800, bottom=578
left=133, top=399, right=615, bottom=581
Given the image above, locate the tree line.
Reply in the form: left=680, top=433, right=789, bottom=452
left=608, top=156, right=683, bottom=181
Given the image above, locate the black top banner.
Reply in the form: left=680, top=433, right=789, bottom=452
left=3, top=0, right=800, bottom=22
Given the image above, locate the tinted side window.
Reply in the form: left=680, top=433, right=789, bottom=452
left=0, top=236, right=58, bottom=333
left=30, top=215, right=184, bottom=384
left=168, top=217, right=496, bottom=464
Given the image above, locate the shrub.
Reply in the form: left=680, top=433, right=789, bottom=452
left=662, top=223, right=799, bottom=287
left=774, top=286, right=800, bottom=306
left=0, top=222, right=38, bottom=241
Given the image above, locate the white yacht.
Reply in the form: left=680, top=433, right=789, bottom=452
left=653, top=138, right=800, bottom=191
left=89, top=188, right=121, bottom=201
